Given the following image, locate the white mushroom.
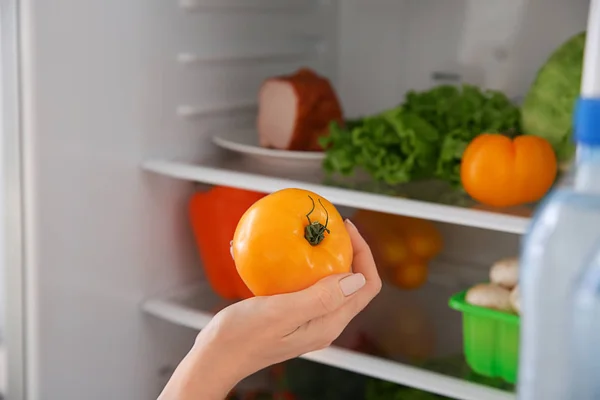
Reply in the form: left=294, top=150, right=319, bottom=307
left=466, top=283, right=513, bottom=312
left=510, top=285, right=521, bottom=315
left=490, top=257, right=519, bottom=289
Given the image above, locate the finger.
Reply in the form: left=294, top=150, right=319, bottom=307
left=272, top=219, right=379, bottom=330
left=296, top=282, right=380, bottom=351
left=321, top=275, right=380, bottom=342
left=339, top=219, right=382, bottom=316
left=292, top=278, right=380, bottom=352
left=345, top=219, right=382, bottom=295
left=270, top=272, right=367, bottom=328
left=292, top=220, right=382, bottom=349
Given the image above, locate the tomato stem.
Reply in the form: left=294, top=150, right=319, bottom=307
left=501, top=128, right=520, bottom=139
left=304, top=195, right=330, bottom=246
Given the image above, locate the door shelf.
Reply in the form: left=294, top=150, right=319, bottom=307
left=142, top=152, right=532, bottom=235
left=142, top=281, right=515, bottom=400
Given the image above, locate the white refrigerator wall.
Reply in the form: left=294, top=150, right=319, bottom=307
left=337, top=0, right=590, bottom=115
left=3, top=0, right=590, bottom=399
left=13, top=1, right=338, bottom=399
left=17, top=1, right=206, bottom=399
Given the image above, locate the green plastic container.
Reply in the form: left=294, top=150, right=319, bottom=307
left=448, top=290, right=520, bottom=384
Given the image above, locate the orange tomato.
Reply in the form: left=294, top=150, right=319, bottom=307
left=232, top=188, right=353, bottom=296
left=377, top=238, right=411, bottom=268
left=352, top=210, right=403, bottom=270
left=394, top=216, right=443, bottom=260
left=352, top=209, right=442, bottom=290
left=353, top=211, right=443, bottom=262
left=461, top=134, right=557, bottom=208
left=390, top=256, right=428, bottom=290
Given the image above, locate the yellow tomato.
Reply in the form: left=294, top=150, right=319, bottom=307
left=394, top=215, right=443, bottom=260
left=353, top=210, right=443, bottom=263
left=353, top=210, right=409, bottom=269
left=232, top=188, right=353, bottom=296
left=390, top=256, right=429, bottom=290
left=377, top=239, right=411, bottom=268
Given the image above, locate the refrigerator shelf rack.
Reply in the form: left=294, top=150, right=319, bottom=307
left=142, top=280, right=515, bottom=400
left=142, top=155, right=532, bottom=235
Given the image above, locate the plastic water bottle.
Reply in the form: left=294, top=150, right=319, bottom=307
left=518, top=132, right=600, bottom=399
left=517, top=1, right=600, bottom=397
left=570, top=238, right=600, bottom=399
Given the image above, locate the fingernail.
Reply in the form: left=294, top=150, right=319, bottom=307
left=345, top=219, right=356, bottom=230
left=339, top=273, right=366, bottom=296
left=229, top=240, right=234, bottom=260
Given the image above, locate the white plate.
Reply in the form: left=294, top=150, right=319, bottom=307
left=212, top=129, right=326, bottom=161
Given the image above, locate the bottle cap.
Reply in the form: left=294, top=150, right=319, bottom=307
left=574, top=97, right=600, bottom=145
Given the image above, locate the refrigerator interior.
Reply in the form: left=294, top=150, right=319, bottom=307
left=0, top=0, right=591, bottom=399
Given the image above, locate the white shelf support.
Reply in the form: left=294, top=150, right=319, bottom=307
left=179, top=0, right=317, bottom=13
left=176, top=102, right=258, bottom=118
left=177, top=50, right=318, bottom=65
left=582, top=0, right=600, bottom=97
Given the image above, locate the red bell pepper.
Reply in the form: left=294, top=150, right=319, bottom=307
left=189, top=186, right=265, bottom=300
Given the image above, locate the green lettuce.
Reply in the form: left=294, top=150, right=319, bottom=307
left=321, top=109, right=439, bottom=185
left=521, top=31, right=586, bottom=163
left=322, top=84, right=521, bottom=187
left=404, top=85, right=520, bottom=186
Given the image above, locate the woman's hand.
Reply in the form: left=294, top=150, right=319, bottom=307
left=159, top=219, right=381, bottom=400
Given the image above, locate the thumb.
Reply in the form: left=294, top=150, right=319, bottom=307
left=281, top=272, right=366, bottom=326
